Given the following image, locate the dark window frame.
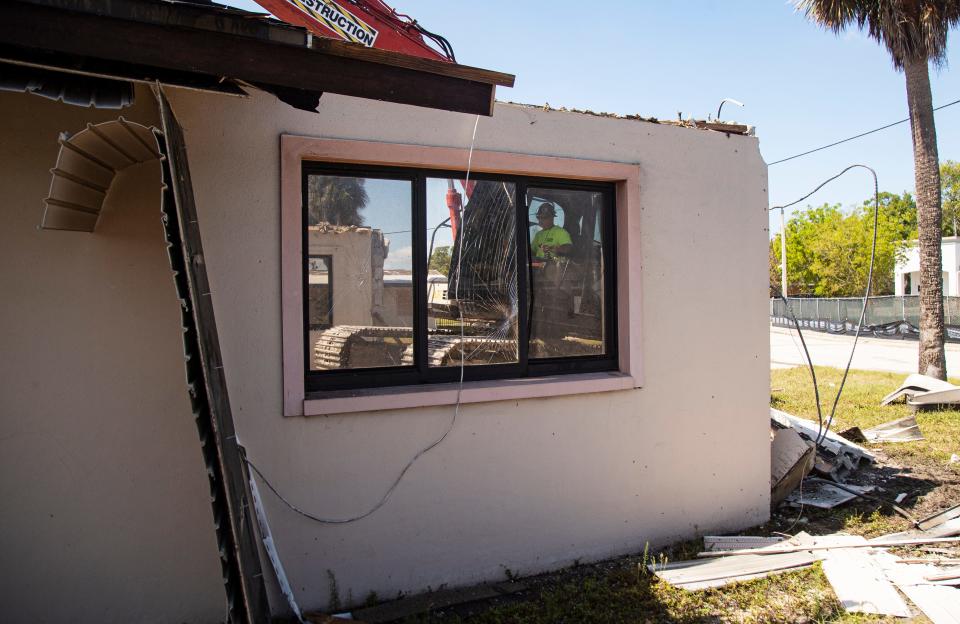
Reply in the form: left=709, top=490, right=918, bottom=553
left=302, top=162, right=617, bottom=392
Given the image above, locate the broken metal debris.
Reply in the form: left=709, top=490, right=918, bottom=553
left=0, top=61, right=134, bottom=108
left=881, top=373, right=960, bottom=406
left=771, top=408, right=875, bottom=483
left=702, top=535, right=784, bottom=552
left=784, top=477, right=875, bottom=510
left=649, top=550, right=818, bottom=591
left=653, top=525, right=960, bottom=622
left=862, top=415, right=924, bottom=443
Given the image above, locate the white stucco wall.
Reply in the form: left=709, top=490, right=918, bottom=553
left=164, top=88, right=771, bottom=613
left=0, top=89, right=224, bottom=623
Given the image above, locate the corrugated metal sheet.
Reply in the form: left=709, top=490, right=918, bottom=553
left=0, top=61, right=133, bottom=108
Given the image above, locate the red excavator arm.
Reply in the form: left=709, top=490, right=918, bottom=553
left=253, top=0, right=455, bottom=62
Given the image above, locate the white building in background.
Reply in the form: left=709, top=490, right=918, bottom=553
left=895, top=237, right=960, bottom=296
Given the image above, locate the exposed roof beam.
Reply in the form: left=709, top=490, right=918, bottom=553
left=3, top=0, right=514, bottom=116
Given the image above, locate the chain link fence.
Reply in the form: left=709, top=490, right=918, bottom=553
left=770, top=295, right=960, bottom=341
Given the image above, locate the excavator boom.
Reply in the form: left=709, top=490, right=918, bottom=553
left=253, top=0, right=455, bottom=62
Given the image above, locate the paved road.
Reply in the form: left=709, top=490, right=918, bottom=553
left=771, top=325, right=960, bottom=374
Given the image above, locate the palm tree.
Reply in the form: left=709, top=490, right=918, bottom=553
left=796, top=0, right=960, bottom=380
left=307, top=175, right=368, bottom=226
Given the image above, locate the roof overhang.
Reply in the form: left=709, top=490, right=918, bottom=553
left=1, top=0, right=515, bottom=116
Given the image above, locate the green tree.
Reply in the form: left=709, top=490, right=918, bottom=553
left=942, top=160, right=960, bottom=236
left=796, top=0, right=960, bottom=378
left=429, top=245, right=451, bottom=276
left=771, top=203, right=842, bottom=295
left=865, top=191, right=917, bottom=241
left=770, top=201, right=907, bottom=297
left=307, top=175, right=368, bottom=226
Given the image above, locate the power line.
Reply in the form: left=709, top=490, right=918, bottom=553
left=768, top=97, right=960, bottom=166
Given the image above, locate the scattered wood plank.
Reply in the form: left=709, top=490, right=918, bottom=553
left=920, top=505, right=960, bottom=532
left=883, top=518, right=960, bottom=541
left=925, top=567, right=960, bottom=583
left=771, top=425, right=815, bottom=506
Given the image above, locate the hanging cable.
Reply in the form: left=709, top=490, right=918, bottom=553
left=768, top=98, right=959, bottom=166
left=244, top=116, right=483, bottom=525
left=770, top=164, right=880, bottom=448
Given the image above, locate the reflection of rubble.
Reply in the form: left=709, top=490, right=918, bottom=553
left=403, top=335, right=517, bottom=367
left=313, top=326, right=412, bottom=370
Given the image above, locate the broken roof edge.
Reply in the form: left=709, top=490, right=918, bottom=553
left=14, top=0, right=514, bottom=89
left=497, top=101, right=755, bottom=136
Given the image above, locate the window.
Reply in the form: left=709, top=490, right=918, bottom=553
left=303, top=164, right=617, bottom=391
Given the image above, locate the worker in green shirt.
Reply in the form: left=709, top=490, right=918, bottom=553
left=531, top=202, right=572, bottom=259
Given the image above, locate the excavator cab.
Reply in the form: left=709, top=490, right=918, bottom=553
left=526, top=189, right=607, bottom=358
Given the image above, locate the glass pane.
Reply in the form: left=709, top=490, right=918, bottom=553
left=306, top=174, right=414, bottom=370
left=426, top=178, right=519, bottom=367
left=307, top=255, right=333, bottom=330
left=528, top=187, right=608, bottom=358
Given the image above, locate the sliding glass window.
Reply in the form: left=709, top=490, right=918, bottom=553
left=303, top=163, right=616, bottom=391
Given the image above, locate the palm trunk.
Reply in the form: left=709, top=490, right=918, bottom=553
left=905, top=56, right=947, bottom=379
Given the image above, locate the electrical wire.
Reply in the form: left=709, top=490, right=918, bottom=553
left=768, top=98, right=960, bottom=166
left=771, top=166, right=921, bottom=525
left=244, top=115, right=483, bottom=525
left=772, top=284, right=824, bottom=438
left=770, top=164, right=879, bottom=447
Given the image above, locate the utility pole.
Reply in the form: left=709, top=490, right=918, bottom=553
left=780, top=206, right=788, bottom=296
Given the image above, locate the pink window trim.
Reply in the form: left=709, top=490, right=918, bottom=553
left=280, top=134, right=643, bottom=417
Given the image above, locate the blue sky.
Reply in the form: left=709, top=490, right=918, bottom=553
left=226, top=0, right=960, bottom=237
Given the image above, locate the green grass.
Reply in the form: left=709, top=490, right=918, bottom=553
left=401, top=367, right=960, bottom=623
left=409, top=565, right=843, bottom=624
left=771, top=366, right=960, bottom=471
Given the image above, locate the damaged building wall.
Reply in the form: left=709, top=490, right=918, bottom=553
left=0, top=88, right=225, bottom=623
left=165, top=87, right=770, bottom=614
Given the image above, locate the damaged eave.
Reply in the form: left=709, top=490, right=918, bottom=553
left=2, top=0, right=515, bottom=116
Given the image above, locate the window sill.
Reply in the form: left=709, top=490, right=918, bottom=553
left=301, top=372, right=638, bottom=416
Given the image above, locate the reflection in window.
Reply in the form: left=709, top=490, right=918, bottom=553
left=426, top=178, right=518, bottom=367
left=307, top=255, right=333, bottom=330
left=306, top=174, right=414, bottom=371
left=528, top=188, right=608, bottom=359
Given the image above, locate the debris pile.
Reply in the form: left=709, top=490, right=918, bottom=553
left=771, top=408, right=875, bottom=483
left=650, top=505, right=960, bottom=620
